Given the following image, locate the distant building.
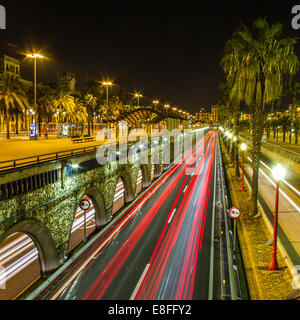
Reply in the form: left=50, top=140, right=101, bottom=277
left=211, top=105, right=219, bottom=123
left=0, top=54, right=32, bottom=88
left=195, top=107, right=210, bottom=122
left=0, top=54, right=20, bottom=79
left=56, top=72, right=76, bottom=93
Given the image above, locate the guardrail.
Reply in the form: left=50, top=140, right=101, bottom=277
left=217, top=135, right=240, bottom=300
left=0, top=143, right=107, bottom=173
left=0, top=139, right=159, bottom=173
left=240, top=133, right=300, bottom=164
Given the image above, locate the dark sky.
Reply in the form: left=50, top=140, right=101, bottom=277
left=1, top=0, right=299, bottom=112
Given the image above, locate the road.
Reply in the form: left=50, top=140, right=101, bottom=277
left=34, top=130, right=224, bottom=300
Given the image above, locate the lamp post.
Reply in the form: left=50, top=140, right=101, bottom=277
left=269, top=164, right=286, bottom=271
left=102, top=81, right=113, bottom=134
left=26, top=53, right=44, bottom=139
left=102, top=81, right=113, bottom=110
left=134, top=93, right=143, bottom=107
left=240, top=143, right=247, bottom=192
left=152, top=100, right=160, bottom=111
left=232, top=136, right=237, bottom=167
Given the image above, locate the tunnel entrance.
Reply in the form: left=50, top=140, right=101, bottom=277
left=112, top=178, right=125, bottom=215
left=136, top=168, right=144, bottom=195
left=68, top=196, right=96, bottom=253
left=0, top=232, right=40, bottom=300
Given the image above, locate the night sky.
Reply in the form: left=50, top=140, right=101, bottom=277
left=1, top=0, right=299, bottom=113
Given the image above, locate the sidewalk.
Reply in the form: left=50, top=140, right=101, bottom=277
left=0, top=137, right=101, bottom=163
left=221, top=140, right=297, bottom=300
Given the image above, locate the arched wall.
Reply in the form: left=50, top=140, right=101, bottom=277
left=0, top=219, right=59, bottom=276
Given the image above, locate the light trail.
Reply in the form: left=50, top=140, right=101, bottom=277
left=40, top=129, right=212, bottom=300
left=133, top=132, right=216, bottom=300
left=83, top=135, right=212, bottom=300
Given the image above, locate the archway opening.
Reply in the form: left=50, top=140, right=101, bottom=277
left=68, top=195, right=96, bottom=253
left=136, top=168, right=144, bottom=195
left=151, top=165, right=155, bottom=181
left=0, top=232, right=41, bottom=300
left=112, top=178, right=125, bottom=215
left=154, top=164, right=162, bottom=178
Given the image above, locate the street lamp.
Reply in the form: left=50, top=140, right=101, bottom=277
left=102, top=81, right=113, bottom=110
left=269, top=163, right=286, bottom=271
left=134, top=93, right=143, bottom=107
left=26, top=53, right=44, bottom=138
left=232, top=136, right=237, bottom=167
left=101, top=81, right=113, bottom=135
left=240, top=143, right=247, bottom=192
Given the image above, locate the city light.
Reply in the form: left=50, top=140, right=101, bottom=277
left=272, top=163, right=286, bottom=181
left=241, top=143, right=247, bottom=151
left=26, top=53, right=44, bottom=59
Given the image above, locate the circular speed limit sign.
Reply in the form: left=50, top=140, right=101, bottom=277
left=79, top=199, right=91, bottom=211
left=229, top=206, right=242, bottom=219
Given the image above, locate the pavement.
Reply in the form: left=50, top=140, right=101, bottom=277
left=0, top=137, right=101, bottom=163
left=222, top=139, right=299, bottom=300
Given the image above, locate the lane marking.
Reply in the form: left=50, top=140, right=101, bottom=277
left=168, top=209, right=177, bottom=224
left=130, top=264, right=151, bottom=300
left=183, top=186, right=188, bottom=193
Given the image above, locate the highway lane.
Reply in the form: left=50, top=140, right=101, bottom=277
left=39, top=130, right=219, bottom=300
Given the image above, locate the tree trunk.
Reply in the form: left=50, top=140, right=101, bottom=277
left=15, top=114, right=19, bottom=134
left=6, top=117, right=10, bottom=139
left=233, top=108, right=240, bottom=177
left=88, top=118, right=91, bottom=136
left=38, top=113, right=42, bottom=137
left=250, top=73, right=264, bottom=217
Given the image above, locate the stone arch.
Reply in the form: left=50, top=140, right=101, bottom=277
left=154, top=163, right=163, bottom=178
left=68, top=186, right=108, bottom=253
left=139, top=164, right=151, bottom=188
left=83, top=186, right=108, bottom=228
left=0, top=219, right=59, bottom=276
left=118, top=169, right=135, bottom=203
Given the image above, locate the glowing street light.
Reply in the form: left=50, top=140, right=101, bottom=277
left=134, top=93, right=143, bottom=107
left=240, top=143, right=247, bottom=192
left=102, top=81, right=113, bottom=110
left=26, top=53, right=45, bottom=138
left=269, top=163, right=286, bottom=271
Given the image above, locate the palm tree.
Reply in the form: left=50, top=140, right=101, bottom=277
left=290, top=81, right=300, bottom=144
left=27, top=85, right=56, bottom=136
left=279, top=113, right=292, bottom=142
left=0, top=75, right=29, bottom=139
left=223, top=18, right=299, bottom=216
left=52, top=88, right=75, bottom=122
left=83, top=93, right=97, bottom=136
left=218, top=78, right=240, bottom=176
left=72, top=97, right=87, bottom=136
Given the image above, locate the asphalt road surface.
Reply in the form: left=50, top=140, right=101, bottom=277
left=38, top=130, right=220, bottom=300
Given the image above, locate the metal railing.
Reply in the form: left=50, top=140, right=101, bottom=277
left=0, top=143, right=107, bottom=173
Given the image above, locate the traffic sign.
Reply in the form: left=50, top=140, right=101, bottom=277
left=79, top=199, right=91, bottom=211
left=229, top=206, right=242, bottom=219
